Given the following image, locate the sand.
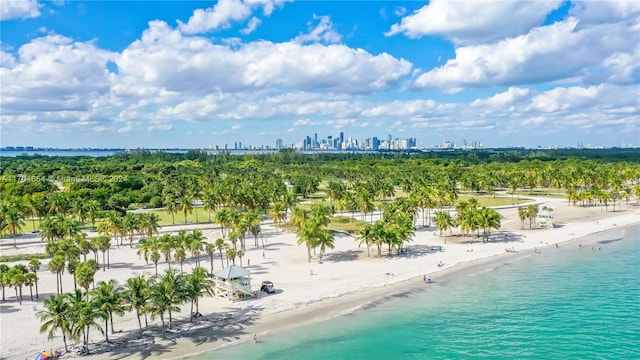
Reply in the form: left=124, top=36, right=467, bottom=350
left=1, top=197, right=638, bottom=360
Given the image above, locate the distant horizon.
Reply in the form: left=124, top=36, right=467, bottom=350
left=1, top=1, right=638, bottom=148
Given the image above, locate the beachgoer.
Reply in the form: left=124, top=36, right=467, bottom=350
left=253, top=334, right=257, bottom=343
left=248, top=259, right=250, bottom=266
left=262, top=252, right=265, bottom=258
left=427, top=275, right=432, bottom=283
left=423, top=274, right=426, bottom=282
left=556, top=243, right=559, bottom=248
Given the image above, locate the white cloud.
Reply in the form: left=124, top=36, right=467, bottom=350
left=178, top=0, right=289, bottom=34
left=116, top=21, right=411, bottom=96
left=386, top=0, right=562, bottom=44
left=411, top=17, right=639, bottom=90
left=293, top=14, right=342, bottom=44
left=0, top=34, right=114, bottom=115
left=241, top=16, right=261, bottom=34
left=1, top=0, right=41, bottom=21
left=570, top=0, right=640, bottom=27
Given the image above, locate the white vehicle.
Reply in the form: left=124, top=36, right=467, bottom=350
left=260, top=281, right=275, bottom=294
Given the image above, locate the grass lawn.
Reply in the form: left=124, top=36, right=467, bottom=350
left=329, top=216, right=367, bottom=234
left=456, top=195, right=532, bottom=207
left=148, top=207, right=213, bottom=226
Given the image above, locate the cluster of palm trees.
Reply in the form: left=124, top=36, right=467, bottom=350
left=37, top=266, right=213, bottom=354
left=96, top=212, right=160, bottom=248
left=517, top=205, right=544, bottom=230
left=289, top=204, right=336, bottom=262
left=136, top=230, right=218, bottom=274
left=433, top=198, right=502, bottom=243
left=356, top=198, right=417, bottom=258
left=0, top=260, right=40, bottom=304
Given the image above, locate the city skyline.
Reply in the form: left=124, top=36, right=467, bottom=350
left=1, top=1, right=639, bottom=149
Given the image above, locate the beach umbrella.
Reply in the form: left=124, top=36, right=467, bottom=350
left=33, top=351, right=51, bottom=360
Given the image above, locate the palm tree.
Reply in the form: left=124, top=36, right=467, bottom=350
left=95, top=235, right=112, bottom=271
left=138, top=213, right=160, bottom=239
left=205, top=243, right=216, bottom=273
left=164, top=192, right=179, bottom=224
left=175, top=247, right=187, bottom=272
left=76, top=261, right=97, bottom=295
left=38, top=294, right=72, bottom=352
left=189, top=230, right=205, bottom=267
left=357, top=224, right=376, bottom=257
left=315, top=228, right=335, bottom=262
left=84, top=199, right=101, bottom=229
left=49, top=255, right=66, bottom=295
left=179, top=196, right=193, bottom=224
left=3, top=208, right=25, bottom=248
left=183, top=267, right=213, bottom=321
left=10, top=271, right=25, bottom=305
left=225, top=247, right=237, bottom=266
left=150, top=250, right=161, bottom=276
left=24, top=272, right=37, bottom=301
left=527, top=204, right=539, bottom=229
left=477, top=207, right=502, bottom=243
left=268, top=201, right=287, bottom=226
left=434, top=211, right=453, bottom=244
left=67, top=288, right=105, bottom=354
left=29, top=258, right=41, bottom=298
left=215, top=238, right=226, bottom=268
left=517, top=206, right=528, bottom=230
left=149, top=269, right=184, bottom=337
left=123, top=275, right=150, bottom=334
left=94, top=279, right=126, bottom=339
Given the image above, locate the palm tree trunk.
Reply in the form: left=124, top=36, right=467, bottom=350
left=136, top=309, right=143, bottom=334
left=107, top=248, right=111, bottom=269
left=62, top=332, right=68, bottom=352
left=35, top=278, right=39, bottom=299
left=160, top=313, right=166, bottom=339
left=190, top=300, right=194, bottom=322
left=29, top=286, right=33, bottom=301
left=219, top=250, right=224, bottom=268
left=105, top=318, right=110, bottom=342
left=110, top=311, right=115, bottom=334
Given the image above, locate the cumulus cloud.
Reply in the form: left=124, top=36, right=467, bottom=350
left=178, top=0, right=289, bottom=34
left=411, top=17, right=639, bottom=91
left=293, top=15, right=342, bottom=44
left=570, top=0, right=640, bottom=27
left=116, top=21, right=411, bottom=96
left=0, top=34, right=114, bottom=115
left=386, top=0, right=562, bottom=44
left=1, top=0, right=40, bottom=21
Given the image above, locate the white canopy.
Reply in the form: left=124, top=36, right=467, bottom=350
left=214, top=265, right=250, bottom=280
left=538, top=210, right=554, bottom=217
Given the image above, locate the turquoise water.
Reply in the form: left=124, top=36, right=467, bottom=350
left=205, top=225, right=640, bottom=360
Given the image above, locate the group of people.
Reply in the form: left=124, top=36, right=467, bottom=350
left=505, top=247, right=517, bottom=253
left=423, top=274, right=432, bottom=283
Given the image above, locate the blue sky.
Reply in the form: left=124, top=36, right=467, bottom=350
left=1, top=0, right=639, bottom=149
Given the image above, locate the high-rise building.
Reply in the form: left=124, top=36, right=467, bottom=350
left=276, top=138, right=283, bottom=150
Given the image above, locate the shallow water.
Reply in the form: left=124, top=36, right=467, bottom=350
left=202, top=225, right=640, bottom=360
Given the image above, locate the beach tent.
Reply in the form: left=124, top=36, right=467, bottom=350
left=536, top=209, right=554, bottom=229
left=212, top=265, right=253, bottom=301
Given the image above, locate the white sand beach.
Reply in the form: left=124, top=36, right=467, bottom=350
left=1, top=197, right=638, bottom=360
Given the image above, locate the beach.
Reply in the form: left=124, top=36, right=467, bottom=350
left=1, top=197, right=638, bottom=360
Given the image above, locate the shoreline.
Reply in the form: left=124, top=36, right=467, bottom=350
left=2, top=200, right=639, bottom=360
left=102, top=215, right=640, bottom=360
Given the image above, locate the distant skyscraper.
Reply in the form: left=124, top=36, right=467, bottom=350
left=276, top=138, right=283, bottom=150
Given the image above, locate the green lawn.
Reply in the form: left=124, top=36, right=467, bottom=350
left=148, top=207, right=213, bottom=226
left=456, top=195, right=532, bottom=207
left=329, top=216, right=367, bottom=234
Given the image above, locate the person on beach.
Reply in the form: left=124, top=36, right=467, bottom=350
left=427, top=275, right=432, bottom=283
left=253, top=334, right=257, bottom=343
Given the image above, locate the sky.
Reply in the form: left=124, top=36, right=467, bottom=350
left=0, top=0, right=639, bottom=149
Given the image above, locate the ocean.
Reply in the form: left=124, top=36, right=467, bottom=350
left=203, top=224, right=640, bottom=360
